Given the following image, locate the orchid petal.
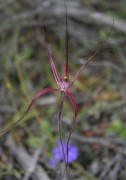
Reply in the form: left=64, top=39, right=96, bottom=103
left=65, top=91, right=78, bottom=118
left=69, top=18, right=114, bottom=87
left=0, top=88, right=58, bottom=135
left=42, top=29, right=60, bottom=85
left=65, top=90, right=78, bottom=172
left=69, top=57, right=94, bottom=88
left=65, top=4, right=69, bottom=79
left=57, top=93, right=67, bottom=171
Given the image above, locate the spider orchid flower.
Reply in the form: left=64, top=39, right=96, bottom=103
left=0, top=5, right=113, bottom=177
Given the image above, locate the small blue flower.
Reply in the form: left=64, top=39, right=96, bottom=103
left=50, top=141, right=78, bottom=166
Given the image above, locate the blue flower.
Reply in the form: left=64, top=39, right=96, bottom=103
left=50, top=141, right=78, bottom=166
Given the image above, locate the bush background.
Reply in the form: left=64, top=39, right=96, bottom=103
left=0, top=0, right=126, bottom=179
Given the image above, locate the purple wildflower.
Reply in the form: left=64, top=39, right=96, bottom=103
left=50, top=141, right=78, bottom=166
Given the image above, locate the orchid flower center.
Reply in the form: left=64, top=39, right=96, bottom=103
left=58, top=78, right=70, bottom=92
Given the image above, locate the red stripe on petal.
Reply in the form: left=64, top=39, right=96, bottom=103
left=69, top=18, right=114, bottom=87
left=65, top=91, right=78, bottom=118
left=65, top=4, right=69, bottom=79
left=42, top=29, right=60, bottom=85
